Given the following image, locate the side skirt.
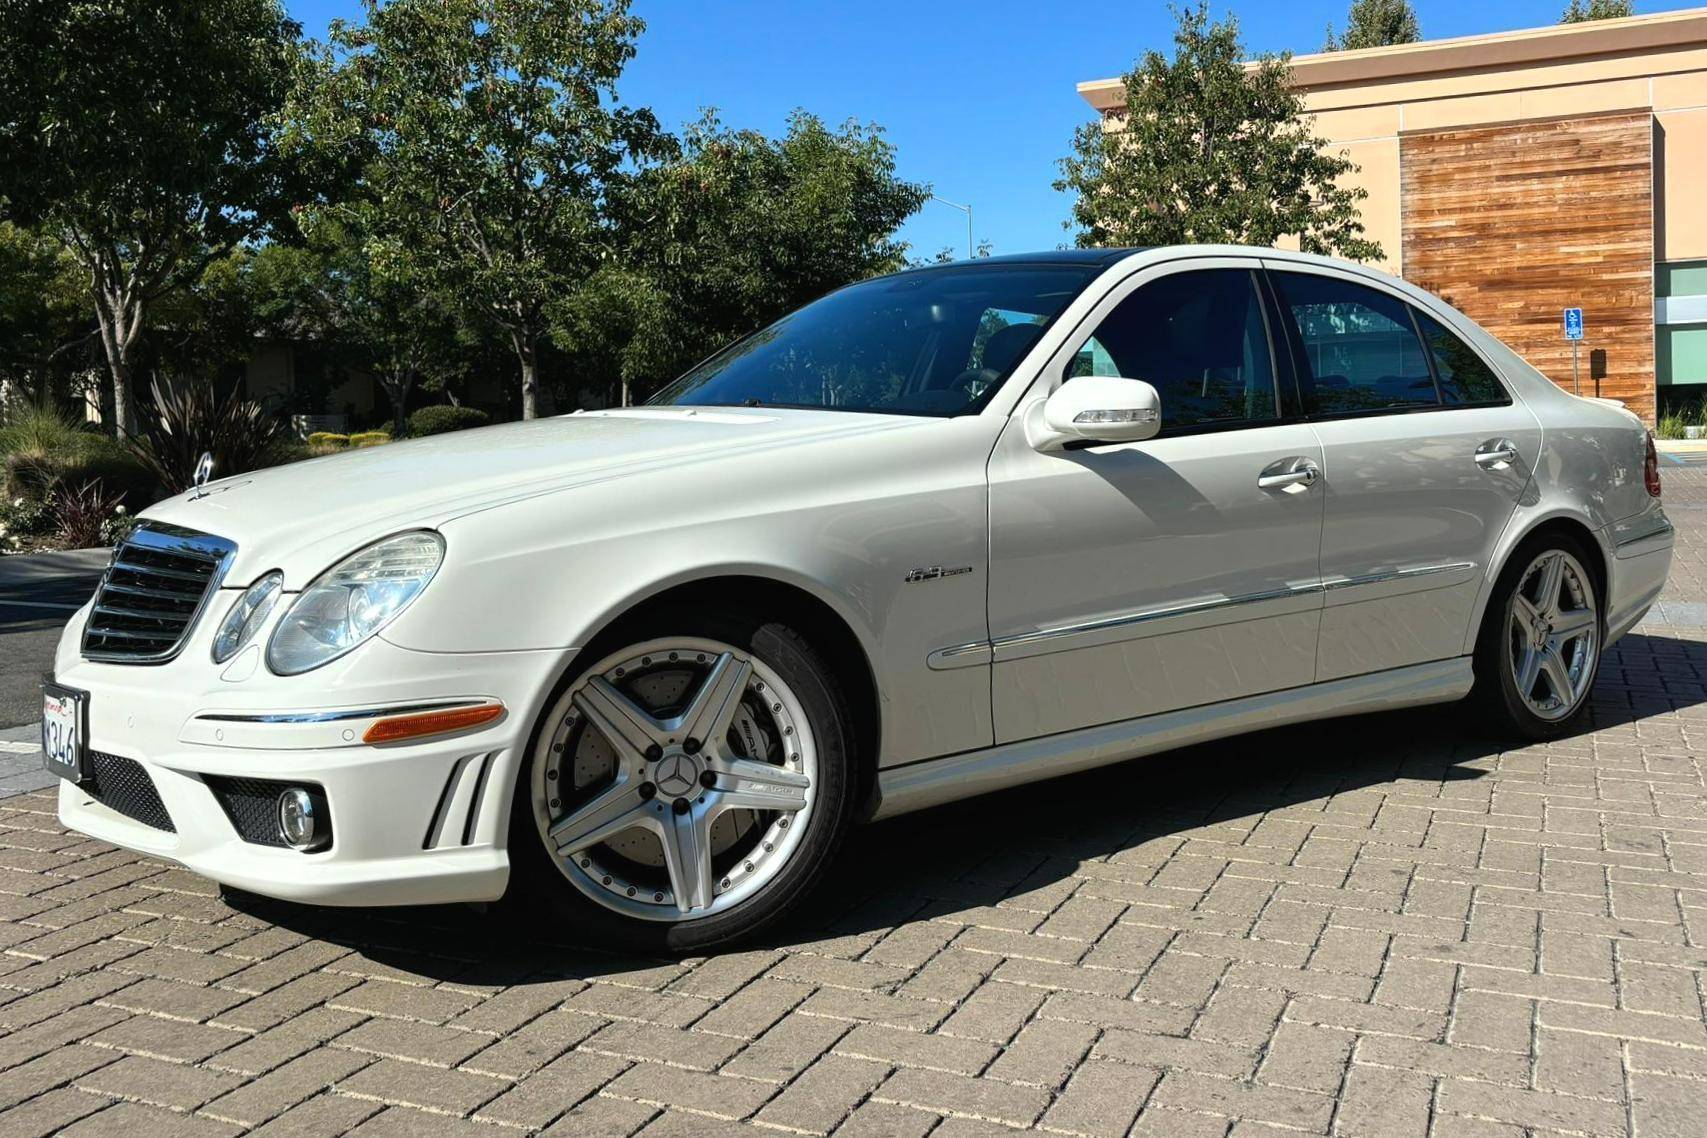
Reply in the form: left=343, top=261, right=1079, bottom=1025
left=870, top=657, right=1474, bottom=821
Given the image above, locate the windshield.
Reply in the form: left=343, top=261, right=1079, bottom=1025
left=649, top=263, right=1101, bottom=416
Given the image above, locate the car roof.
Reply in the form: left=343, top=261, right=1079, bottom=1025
left=892, top=248, right=1144, bottom=275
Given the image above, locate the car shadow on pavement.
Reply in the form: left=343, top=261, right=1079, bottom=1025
left=219, top=631, right=1707, bottom=983
left=218, top=703, right=1508, bottom=983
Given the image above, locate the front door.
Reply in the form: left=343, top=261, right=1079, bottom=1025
left=986, top=260, right=1326, bottom=743
left=1262, top=263, right=1542, bottom=681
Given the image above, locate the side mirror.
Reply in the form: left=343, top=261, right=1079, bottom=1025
left=1027, top=376, right=1162, bottom=451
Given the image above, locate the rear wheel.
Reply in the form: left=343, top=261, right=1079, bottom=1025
left=1473, top=534, right=1602, bottom=739
left=510, top=610, right=855, bottom=951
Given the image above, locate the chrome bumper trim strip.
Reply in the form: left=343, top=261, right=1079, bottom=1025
left=194, top=699, right=488, bottom=725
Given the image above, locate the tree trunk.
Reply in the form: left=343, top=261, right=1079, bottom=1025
left=109, top=356, right=135, bottom=438
left=89, top=259, right=143, bottom=437
left=383, top=368, right=416, bottom=436
left=514, top=330, right=539, bottom=420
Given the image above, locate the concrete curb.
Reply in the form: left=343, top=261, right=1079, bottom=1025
left=0, top=723, right=52, bottom=798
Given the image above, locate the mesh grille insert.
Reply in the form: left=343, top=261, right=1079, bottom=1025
left=204, top=776, right=330, bottom=849
left=87, top=751, right=174, bottom=832
left=82, top=523, right=235, bottom=663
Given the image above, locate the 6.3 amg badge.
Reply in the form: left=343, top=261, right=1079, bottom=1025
left=904, top=565, right=973, bottom=584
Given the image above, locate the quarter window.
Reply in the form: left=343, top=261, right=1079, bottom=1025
left=1272, top=272, right=1436, bottom=415
left=1073, top=269, right=1278, bottom=430
left=1414, top=310, right=1507, bottom=405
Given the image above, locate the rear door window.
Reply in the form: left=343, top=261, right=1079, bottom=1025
left=1413, top=310, right=1508, bottom=405
left=1271, top=271, right=1438, bottom=415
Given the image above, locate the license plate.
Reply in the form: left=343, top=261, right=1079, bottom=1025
left=41, top=681, right=89, bottom=785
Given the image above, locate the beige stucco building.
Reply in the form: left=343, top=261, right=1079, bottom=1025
left=1079, top=8, right=1707, bottom=424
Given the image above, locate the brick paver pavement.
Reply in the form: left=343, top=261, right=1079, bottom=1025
left=5, top=482, right=1707, bottom=1136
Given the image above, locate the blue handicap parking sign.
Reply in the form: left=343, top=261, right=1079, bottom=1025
left=1563, top=307, right=1584, bottom=340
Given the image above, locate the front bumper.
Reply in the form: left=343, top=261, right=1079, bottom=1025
left=51, top=604, right=569, bottom=907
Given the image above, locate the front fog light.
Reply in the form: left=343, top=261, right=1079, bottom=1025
left=277, top=788, right=327, bottom=851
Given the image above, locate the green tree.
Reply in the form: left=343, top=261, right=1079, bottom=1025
left=239, top=222, right=473, bottom=434
left=284, top=0, right=667, bottom=420
left=0, top=0, right=299, bottom=436
left=1058, top=1, right=1383, bottom=262
left=565, top=111, right=929, bottom=405
left=1324, top=0, right=1422, bottom=51
left=0, top=222, right=94, bottom=405
left=1561, top=0, right=1634, bottom=22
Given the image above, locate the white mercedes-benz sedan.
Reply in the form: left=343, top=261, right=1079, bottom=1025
left=45, top=246, right=1673, bottom=949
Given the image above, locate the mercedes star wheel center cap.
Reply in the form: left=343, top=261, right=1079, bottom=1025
left=653, top=752, right=701, bottom=798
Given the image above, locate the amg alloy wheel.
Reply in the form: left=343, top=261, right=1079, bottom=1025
left=517, top=613, right=854, bottom=948
left=1475, top=534, right=1603, bottom=739
left=1506, top=550, right=1599, bottom=722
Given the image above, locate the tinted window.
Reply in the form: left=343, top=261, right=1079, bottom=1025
left=1073, top=269, right=1277, bottom=429
left=1273, top=272, right=1437, bottom=415
left=1414, top=310, right=1506, bottom=405
left=652, top=264, right=1098, bottom=417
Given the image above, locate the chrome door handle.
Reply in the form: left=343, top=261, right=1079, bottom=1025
left=1475, top=439, right=1519, bottom=468
left=1258, top=457, right=1320, bottom=491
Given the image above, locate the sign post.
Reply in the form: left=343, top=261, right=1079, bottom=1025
left=1563, top=307, right=1584, bottom=395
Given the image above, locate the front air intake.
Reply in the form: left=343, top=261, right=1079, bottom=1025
left=82, top=522, right=236, bottom=663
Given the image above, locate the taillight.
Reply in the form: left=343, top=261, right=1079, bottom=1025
left=1645, top=432, right=1662, bottom=497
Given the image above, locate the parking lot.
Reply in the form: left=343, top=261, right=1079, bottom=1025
left=0, top=470, right=1704, bottom=1136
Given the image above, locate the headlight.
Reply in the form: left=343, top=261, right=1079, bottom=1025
left=211, top=572, right=284, bottom=663
left=266, top=531, right=444, bottom=676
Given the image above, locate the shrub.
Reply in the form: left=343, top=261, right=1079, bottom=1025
left=348, top=431, right=391, bottom=448
left=0, top=493, right=54, bottom=552
left=305, top=431, right=350, bottom=448
left=407, top=405, right=490, bottom=437
left=125, top=378, right=291, bottom=495
left=52, top=445, right=155, bottom=506
left=0, top=402, right=90, bottom=465
left=52, top=481, right=126, bottom=550
left=2, top=406, right=156, bottom=510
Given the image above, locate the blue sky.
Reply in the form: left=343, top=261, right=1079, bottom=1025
left=285, top=1, right=1699, bottom=258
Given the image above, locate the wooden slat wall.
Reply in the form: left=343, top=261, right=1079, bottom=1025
left=1400, top=112, right=1655, bottom=423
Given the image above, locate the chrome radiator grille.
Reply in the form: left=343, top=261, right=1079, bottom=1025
left=82, top=523, right=236, bottom=663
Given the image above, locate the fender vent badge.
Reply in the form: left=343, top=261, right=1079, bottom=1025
left=905, top=565, right=973, bottom=584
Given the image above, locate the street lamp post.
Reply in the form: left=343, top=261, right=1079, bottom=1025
left=930, top=195, right=974, bottom=261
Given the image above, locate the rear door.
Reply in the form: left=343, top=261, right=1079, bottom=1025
left=1262, top=263, right=1541, bottom=681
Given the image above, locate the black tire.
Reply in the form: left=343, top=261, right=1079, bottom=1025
left=1471, top=530, right=1604, bottom=741
left=506, top=606, right=858, bottom=953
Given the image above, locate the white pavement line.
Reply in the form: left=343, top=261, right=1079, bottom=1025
left=0, top=741, right=38, bottom=754
left=0, top=599, right=81, bottom=611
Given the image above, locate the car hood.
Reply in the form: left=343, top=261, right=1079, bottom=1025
left=141, top=407, right=915, bottom=585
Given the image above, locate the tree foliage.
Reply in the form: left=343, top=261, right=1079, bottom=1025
left=0, top=0, right=300, bottom=434
left=0, top=222, right=92, bottom=401
left=284, top=0, right=667, bottom=419
left=564, top=112, right=928, bottom=405
left=241, top=222, right=472, bottom=434
left=1561, top=0, right=1634, bottom=22
left=1324, top=0, right=1422, bottom=51
left=1058, top=2, right=1383, bottom=262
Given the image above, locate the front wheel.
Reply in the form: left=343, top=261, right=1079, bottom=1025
left=1473, top=534, right=1603, bottom=740
left=509, top=610, right=856, bottom=951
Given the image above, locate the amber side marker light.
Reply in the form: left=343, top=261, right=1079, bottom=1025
left=364, top=703, right=504, bottom=745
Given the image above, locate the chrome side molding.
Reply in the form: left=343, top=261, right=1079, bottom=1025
left=873, top=657, right=1474, bottom=820
left=926, top=562, right=1478, bottom=669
